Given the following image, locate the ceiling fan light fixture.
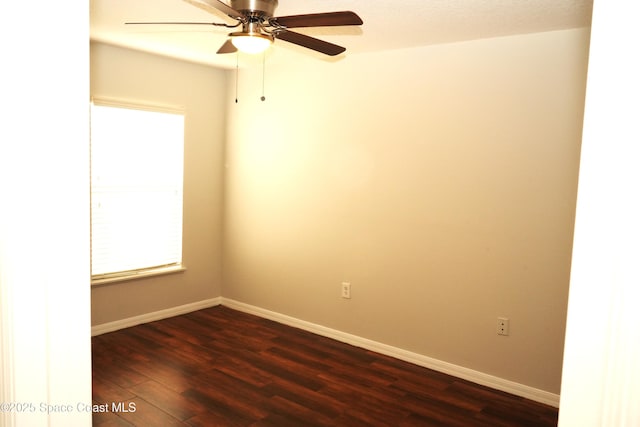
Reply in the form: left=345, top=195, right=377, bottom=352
left=230, top=32, right=273, bottom=54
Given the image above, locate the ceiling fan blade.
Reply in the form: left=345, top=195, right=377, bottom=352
left=182, top=0, right=243, bottom=20
left=276, top=30, right=346, bottom=56
left=273, top=11, right=363, bottom=28
left=217, top=39, right=237, bottom=54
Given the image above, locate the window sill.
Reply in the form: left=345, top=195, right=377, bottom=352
left=91, top=264, right=186, bottom=287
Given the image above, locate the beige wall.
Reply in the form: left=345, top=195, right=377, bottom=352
left=90, top=43, right=227, bottom=325
left=223, top=28, right=591, bottom=394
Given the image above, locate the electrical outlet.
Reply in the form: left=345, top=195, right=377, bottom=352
left=341, top=282, right=351, bottom=299
left=497, top=317, right=510, bottom=336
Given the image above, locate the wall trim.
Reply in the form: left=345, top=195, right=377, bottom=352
left=91, top=297, right=222, bottom=336
left=221, top=298, right=560, bottom=408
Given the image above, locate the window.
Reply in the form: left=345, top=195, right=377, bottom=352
left=90, top=99, right=185, bottom=283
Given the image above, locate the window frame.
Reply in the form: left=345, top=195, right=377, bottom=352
left=89, top=97, right=186, bottom=286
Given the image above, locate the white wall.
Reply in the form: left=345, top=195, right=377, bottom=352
left=224, top=28, right=591, bottom=395
left=559, top=1, right=640, bottom=425
left=90, top=43, right=228, bottom=325
left=0, top=2, right=91, bottom=426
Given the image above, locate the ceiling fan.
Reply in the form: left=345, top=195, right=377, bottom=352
left=127, top=0, right=363, bottom=56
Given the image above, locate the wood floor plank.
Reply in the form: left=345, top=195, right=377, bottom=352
left=261, top=378, right=345, bottom=419
left=126, top=359, right=199, bottom=394
left=92, top=306, right=558, bottom=426
left=212, top=355, right=275, bottom=388
left=128, top=380, right=207, bottom=421
left=181, top=387, right=263, bottom=425
left=92, top=375, right=137, bottom=404
left=92, top=411, right=136, bottom=427
left=110, top=397, right=184, bottom=427
left=185, top=368, right=270, bottom=421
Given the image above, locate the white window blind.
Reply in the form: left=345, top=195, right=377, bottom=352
left=90, top=101, right=184, bottom=279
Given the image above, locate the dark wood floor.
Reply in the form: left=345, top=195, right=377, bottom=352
left=92, top=306, right=558, bottom=426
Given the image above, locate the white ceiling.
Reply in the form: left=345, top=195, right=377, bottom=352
left=90, top=0, right=593, bottom=69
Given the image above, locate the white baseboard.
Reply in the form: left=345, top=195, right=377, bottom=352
left=91, top=297, right=222, bottom=336
left=221, top=298, right=560, bottom=408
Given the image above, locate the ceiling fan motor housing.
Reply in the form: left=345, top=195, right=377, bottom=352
left=230, top=0, right=278, bottom=18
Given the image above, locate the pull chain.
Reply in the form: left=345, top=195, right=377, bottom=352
left=235, top=52, right=239, bottom=103
left=260, top=51, right=266, bottom=102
